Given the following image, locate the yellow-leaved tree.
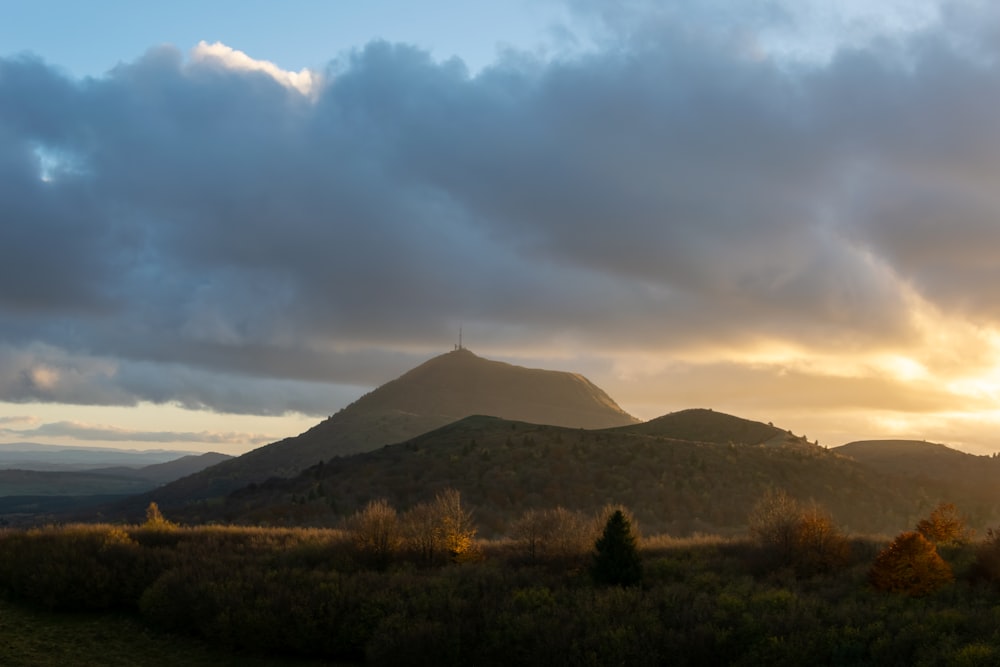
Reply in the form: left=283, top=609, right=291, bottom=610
left=916, top=502, right=972, bottom=546
left=400, top=488, right=479, bottom=564
left=433, top=488, right=478, bottom=562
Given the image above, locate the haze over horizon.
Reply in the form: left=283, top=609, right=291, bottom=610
left=3, top=0, right=1000, bottom=456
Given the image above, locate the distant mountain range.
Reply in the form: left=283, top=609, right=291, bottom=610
left=0, top=452, right=231, bottom=525
left=0, top=443, right=205, bottom=471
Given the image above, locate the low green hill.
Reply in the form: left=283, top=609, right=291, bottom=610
left=618, top=408, right=791, bottom=445
left=204, top=413, right=945, bottom=537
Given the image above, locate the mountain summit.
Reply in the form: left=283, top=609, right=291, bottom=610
left=140, top=348, right=638, bottom=510
left=349, top=347, right=635, bottom=428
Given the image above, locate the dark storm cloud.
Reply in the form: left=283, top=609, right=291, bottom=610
left=2, top=4, right=1000, bottom=414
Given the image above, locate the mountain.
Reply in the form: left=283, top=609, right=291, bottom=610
left=90, top=452, right=234, bottom=485
left=129, top=348, right=638, bottom=511
left=0, top=452, right=232, bottom=497
left=0, top=443, right=204, bottom=471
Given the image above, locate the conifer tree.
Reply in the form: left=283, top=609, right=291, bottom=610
left=592, top=509, right=642, bottom=586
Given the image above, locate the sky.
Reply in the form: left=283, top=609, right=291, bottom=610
left=3, top=0, right=1000, bottom=456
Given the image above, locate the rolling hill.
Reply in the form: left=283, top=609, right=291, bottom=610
left=197, top=410, right=953, bottom=536
left=619, top=408, right=792, bottom=446
left=833, top=440, right=1000, bottom=517
left=833, top=439, right=999, bottom=481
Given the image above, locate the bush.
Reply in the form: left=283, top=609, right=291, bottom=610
left=869, top=531, right=954, bottom=596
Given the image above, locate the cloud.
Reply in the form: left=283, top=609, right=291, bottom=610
left=0, top=342, right=374, bottom=416
left=0, top=415, right=39, bottom=428
left=3, top=5, right=1000, bottom=429
left=190, top=40, right=318, bottom=96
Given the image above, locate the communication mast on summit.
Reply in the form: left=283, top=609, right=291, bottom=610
left=455, top=327, right=464, bottom=351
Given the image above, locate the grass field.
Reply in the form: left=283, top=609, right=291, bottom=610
left=0, top=597, right=345, bottom=667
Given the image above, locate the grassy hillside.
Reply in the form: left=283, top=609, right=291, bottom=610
left=207, top=413, right=947, bottom=536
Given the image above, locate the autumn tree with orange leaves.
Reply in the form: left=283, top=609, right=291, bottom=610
left=869, top=531, right=954, bottom=596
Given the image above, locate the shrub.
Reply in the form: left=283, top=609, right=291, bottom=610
left=869, top=531, right=954, bottom=596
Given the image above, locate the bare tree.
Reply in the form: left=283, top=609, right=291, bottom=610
left=349, top=499, right=401, bottom=569
left=748, top=489, right=801, bottom=563
left=511, top=506, right=590, bottom=564
left=401, top=501, right=441, bottom=565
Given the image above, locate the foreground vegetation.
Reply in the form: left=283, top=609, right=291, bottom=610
left=0, top=596, right=332, bottom=666
left=4, top=498, right=1000, bottom=665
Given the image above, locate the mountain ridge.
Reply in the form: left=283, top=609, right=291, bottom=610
left=129, top=348, right=639, bottom=512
